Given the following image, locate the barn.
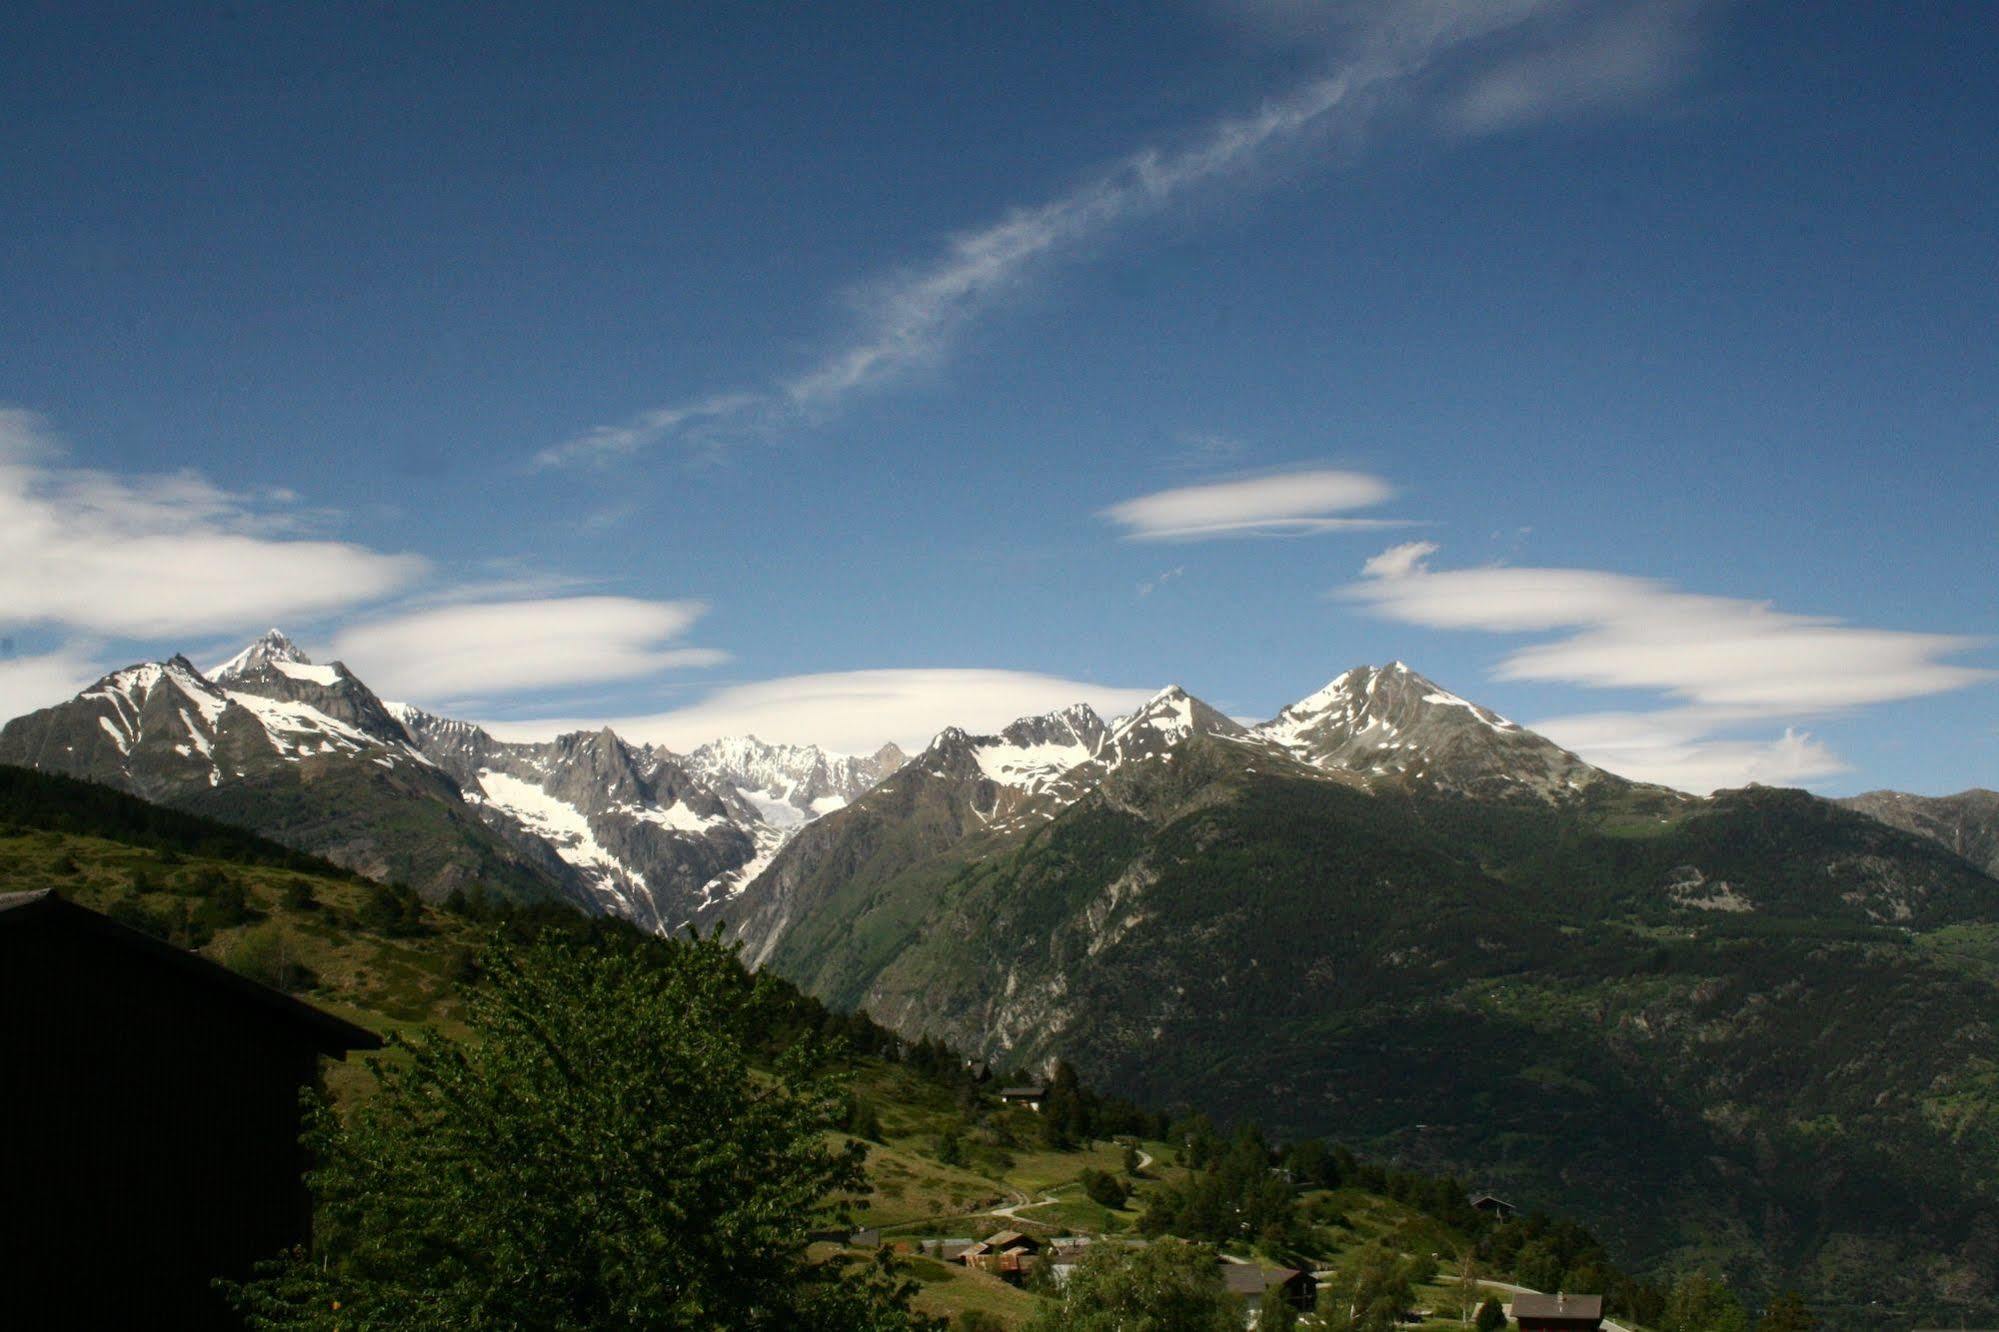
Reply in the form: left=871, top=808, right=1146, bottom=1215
left=0, top=889, right=380, bottom=1327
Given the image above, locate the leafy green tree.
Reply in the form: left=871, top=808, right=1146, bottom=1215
left=1317, top=1241, right=1416, bottom=1332
left=1080, top=1167, right=1129, bottom=1209
left=191, top=875, right=253, bottom=932
left=1514, top=1238, right=1565, bottom=1293
left=357, top=880, right=426, bottom=936
left=1122, top=1142, right=1143, bottom=1176
left=1474, top=1296, right=1507, bottom=1331
left=1024, top=1239, right=1240, bottom=1332
left=1255, top=1287, right=1301, bottom=1331
left=1757, top=1291, right=1815, bottom=1332
left=224, top=931, right=937, bottom=1329
left=1285, top=1137, right=1332, bottom=1188
left=225, top=922, right=317, bottom=993
left=844, top=1094, right=885, bottom=1142
left=936, top=1123, right=966, bottom=1167
left=956, top=1314, right=1006, bottom=1332
left=1663, top=1270, right=1752, bottom=1332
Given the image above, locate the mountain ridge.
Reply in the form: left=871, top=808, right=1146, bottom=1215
left=703, top=666, right=1999, bottom=1315
left=1, top=633, right=912, bottom=923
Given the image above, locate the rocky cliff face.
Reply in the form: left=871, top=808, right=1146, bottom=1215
left=1840, top=787, right=1999, bottom=877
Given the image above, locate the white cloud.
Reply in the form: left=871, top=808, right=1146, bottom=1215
left=541, top=68, right=1395, bottom=467
left=1533, top=708, right=1850, bottom=794
left=1446, top=0, right=1712, bottom=136
left=0, top=645, right=102, bottom=725
left=329, top=597, right=727, bottom=703
left=539, top=3, right=1719, bottom=470
left=1345, top=544, right=1992, bottom=792
left=1360, top=539, right=1439, bottom=579
left=479, top=669, right=1158, bottom=756
left=0, top=410, right=424, bottom=639
left=534, top=393, right=761, bottom=471
left=1103, top=468, right=1400, bottom=541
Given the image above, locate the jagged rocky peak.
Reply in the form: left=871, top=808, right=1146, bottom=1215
left=1267, top=661, right=1517, bottom=740
left=206, top=629, right=409, bottom=747
left=998, top=702, right=1108, bottom=753
left=1108, top=684, right=1247, bottom=753
left=1255, top=662, right=1616, bottom=799
left=210, top=628, right=314, bottom=683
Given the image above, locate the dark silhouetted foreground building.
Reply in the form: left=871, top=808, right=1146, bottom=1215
left=0, top=890, right=378, bottom=1328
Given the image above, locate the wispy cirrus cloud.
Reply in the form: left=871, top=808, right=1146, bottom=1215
left=328, top=597, right=728, bottom=705
left=478, top=668, right=1157, bottom=756
left=540, top=1, right=1719, bottom=470
left=1444, top=0, right=1713, bottom=136
left=1104, top=467, right=1402, bottom=541
left=1344, top=541, right=1991, bottom=791
left=536, top=69, right=1381, bottom=469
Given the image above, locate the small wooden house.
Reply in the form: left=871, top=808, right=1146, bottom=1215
left=998, top=1083, right=1048, bottom=1111
left=1512, top=1291, right=1606, bottom=1330
left=0, top=890, right=380, bottom=1328
left=1469, top=1192, right=1519, bottom=1220
left=960, top=1229, right=1043, bottom=1282
left=1220, top=1262, right=1318, bottom=1314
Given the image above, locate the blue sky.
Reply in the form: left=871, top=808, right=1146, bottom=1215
left=1, top=1, right=1993, bottom=794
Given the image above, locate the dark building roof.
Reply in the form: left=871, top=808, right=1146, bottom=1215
left=1469, top=1192, right=1517, bottom=1211
left=980, top=1229, right=1037, bottom=1250
left=1219, top=1264, right=1306, bottom=1296
left=1513, top=1292, right=1605, bottom=1320
left=0, top=889, right=379, bottom=1055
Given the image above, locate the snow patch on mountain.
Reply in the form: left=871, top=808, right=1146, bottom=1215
left=476, top=768, right=646, bottom=891
left=272, top=659, right=343, bottom=687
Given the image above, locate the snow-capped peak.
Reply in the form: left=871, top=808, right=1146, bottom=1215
left=687, top=733, right=905, bottom=819
left=1266, top=663, right=1517, bottom=738
left=1251, top=663, right=1615, bottom=799
left=211, top=628, right=311, bottom=682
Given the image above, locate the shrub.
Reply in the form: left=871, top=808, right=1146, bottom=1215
left=225, top=923, right=317, bottom=994
left=1080, top=1167, right=1130, bottom=1210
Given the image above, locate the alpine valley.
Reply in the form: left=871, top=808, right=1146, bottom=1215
left=6, top=636, right=1998, bottom=1318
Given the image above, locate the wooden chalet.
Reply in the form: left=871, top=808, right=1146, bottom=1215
left=997, top=1082, right=1048, bottom=1111
left=0, top=890, right=380, bottom=1328
left=1512, top=1291, right=1606, bottom=1330
left=959, top=1229, right=1043, bottom=1282
left=1469, top=1191, right=1519, bottom=1220
left=1220, top=1262, right=1318, bottom=1314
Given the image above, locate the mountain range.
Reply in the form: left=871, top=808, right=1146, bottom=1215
left=699, top=665, right=1999, bottom=1314
left=5, top=635, right=1998, bottom=1315
left=0, top=630, right=902, bottom=929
